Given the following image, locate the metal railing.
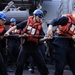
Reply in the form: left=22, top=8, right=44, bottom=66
left=57, top=0, right=74, bottom=16
left=57, top=0, right=64, bottom=17
left=73, top=0, right=75, bottom=10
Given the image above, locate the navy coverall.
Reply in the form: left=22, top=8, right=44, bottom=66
left=49, top=16, right=75, bottom=75
left=15, top=20, right=49, bottom=75
left=0, top=28, right=8, bottom=75
left=29, top=29, right=46, bottom=71
left=7, top=33, right=20, bottom=66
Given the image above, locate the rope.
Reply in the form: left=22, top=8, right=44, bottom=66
left=3, top=34, right=72, bottom=38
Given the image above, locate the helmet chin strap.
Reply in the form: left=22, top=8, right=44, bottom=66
left=33, top=15, right=41, bottom=23
left=11, top=24, right=15, bottom=26
left=33, top=16, right=37, bottom=22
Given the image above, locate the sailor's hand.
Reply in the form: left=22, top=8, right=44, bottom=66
left=45, top=33, right=53, bottom=39
left=46, top=25, right=53, bottom=39
left=4, top=32, right=10, bottom=37
left=39, top=37, right=48, bottom=42
left=18, top=35, right=22, bottom=38
left=72, top=35, right=75, bottom=41
left=23, top=33, right=29, bottom=37
left=39, top=35, right=52, bottom=42
left=47, top=35, right=53, bottom=39
left=46, top=30, right=53, bottom=39
left=18, top=33, right=29, bottom=38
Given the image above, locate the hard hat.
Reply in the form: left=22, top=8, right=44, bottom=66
left=0, top=12, right=6, bottom=21
left=10, top=18, right=16, bottom=23
left=33, top=9, right=43, bottom=18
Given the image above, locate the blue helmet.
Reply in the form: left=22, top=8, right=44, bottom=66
left=0, top=12, right=6, bottom=21
left=10, top=18, right=16, bottom=23
left=33, top=9, right=43, bottom=18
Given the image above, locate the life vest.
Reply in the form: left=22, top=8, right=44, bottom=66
left=22, top=16, right=42, bottom=43
left=0, top=25, right=5, bottom=34
left=9, top=25, right=20, bottom=34
left=56, top=14, right=75, bottom=36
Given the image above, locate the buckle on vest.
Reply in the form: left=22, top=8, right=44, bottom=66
left=31, top=28, right=36, bottom=35
left=27, top=25, right=36, bottom=35
left=27, top=25, right=32, bottom=31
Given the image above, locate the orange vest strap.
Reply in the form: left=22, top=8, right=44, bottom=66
left=0, top=25, right=5, bottom=34
left=56, top=14, right=75, bottom=36
left=22, top=16, right=42, bottom=43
